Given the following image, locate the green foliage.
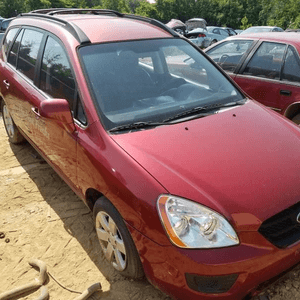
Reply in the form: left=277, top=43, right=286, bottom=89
left=241, top=16, right=251, bottom=29
left=135, top=1, right=158, bottom=18
left=2, top=0, right=300, bottom=30
left=0, top=0, right=25, bottom=17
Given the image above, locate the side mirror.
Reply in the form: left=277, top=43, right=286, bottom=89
left=39, top=99, right=75, bottom=133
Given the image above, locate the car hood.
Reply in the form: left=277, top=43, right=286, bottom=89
left=111, top=101, right=300, bottom=224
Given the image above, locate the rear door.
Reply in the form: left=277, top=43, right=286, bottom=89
left=279, top=45, right=300, bottom=113
left=0, top=27, right=45, bottom=142
left=235, top=41, right=287, bottom=110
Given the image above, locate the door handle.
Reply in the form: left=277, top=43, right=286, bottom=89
left=280, top=90, right=291, bottom=96
left=3, top=80, right=10, bottom=89
left=31, top=107, right=41, bottom=118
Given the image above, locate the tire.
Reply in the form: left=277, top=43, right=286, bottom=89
left=292, top=114, right=300, bottom=125
left=1, top=100, right=25, bottom=144
left=93, top=197, right=144, bottom=279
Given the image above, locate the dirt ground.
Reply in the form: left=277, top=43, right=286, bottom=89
left=0, top=112, right=171, bottom=300
left=0, top=111, right=300, bottom=300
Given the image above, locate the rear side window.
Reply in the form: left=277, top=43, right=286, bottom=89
left=282, top=46, right=300, bottom=83
left=17, top=29, right=44, bottom=82
left=2, top=27, right=19, bottom=59
left=7, top=29, right=23, bottom=67
left=242, top=42, right=286, bottom=80
left=40, top=36, right=76, bottom=108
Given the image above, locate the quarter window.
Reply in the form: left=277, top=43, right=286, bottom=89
left=17, top=29, right=44, bottom=82
left=2, top=27, right=19, bottom=59
left=7, top=29, right=23, bottom=67
left=282, top=46, right=300, bottom=83
left=40, top=36, right=76, bottom=108
left=242, top=42, right=286, bottom=80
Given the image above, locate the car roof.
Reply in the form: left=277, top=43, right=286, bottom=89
left=225, top=32, right=300, bottom=47
left=11, top=11, right=174, bottom=44
left=246, top=26, right=279, bottom=29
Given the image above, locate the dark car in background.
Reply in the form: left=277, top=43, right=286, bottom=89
left=205, top=32, right=300, bottom=124
left=0, top=18, right=14, bottom=32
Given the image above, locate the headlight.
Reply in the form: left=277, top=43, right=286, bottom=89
left=157, top=195, right=239, bottom=248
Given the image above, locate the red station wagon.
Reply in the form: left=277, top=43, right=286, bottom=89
left=205, top=33, right=300, bottom=124
left=1, top=9, right=300, bottom=300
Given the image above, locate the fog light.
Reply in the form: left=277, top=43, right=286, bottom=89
left=185, top=273, right=238, bottom=294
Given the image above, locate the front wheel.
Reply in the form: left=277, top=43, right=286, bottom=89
left=1, top=100, right=25, bottom=144
left=93, top=197, right=144, bottom=279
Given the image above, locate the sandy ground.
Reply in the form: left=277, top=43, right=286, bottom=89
left=0, top=112, right=170, bottom=300
left=1, top=111, right=300, bottom=300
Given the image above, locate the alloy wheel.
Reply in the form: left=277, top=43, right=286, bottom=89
left=95, top=211, right=127, bottom=271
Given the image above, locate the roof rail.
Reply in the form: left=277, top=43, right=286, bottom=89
left=19, top=9, right=178, bottom=43
left=19, top=13, right=91, bottom=44
left=30, top=8, right=178, bottom=37
left=123, top=14, right=177, bottom=37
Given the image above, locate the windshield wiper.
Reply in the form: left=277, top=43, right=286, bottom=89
left=163, top=100, right=245, bottom=123
left=109, top=100, right=246, bottom=133
left=109, top=121, right=166, bottom=133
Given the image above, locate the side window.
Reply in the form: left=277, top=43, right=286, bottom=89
left=40, top=36, right=76, bottom=108
left=2, top=27, right=19, bottom=59
left=7, top=29, right=23, bottom=67
left=242, top=42, right=286, bottom=80
left=17, top=29, right=44, bottom=82
left=206, top=40, right=253, bottom=72
left=282, top=46, right=300, bottom=83
left=220, top=30, right=229, bottom=37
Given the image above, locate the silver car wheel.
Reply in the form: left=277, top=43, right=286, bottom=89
left=3, top=104, right=15, bottom=139
left=95, top=211, right=127, bottom=271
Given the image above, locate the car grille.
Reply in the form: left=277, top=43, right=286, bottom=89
left=258, top=202, right=300, bottom=249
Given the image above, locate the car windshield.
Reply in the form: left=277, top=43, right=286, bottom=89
left=79, top=38, right=244, bottom=131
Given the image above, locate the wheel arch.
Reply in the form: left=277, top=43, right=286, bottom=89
left=85, top=188, right=104, bottom=211
left=284, top=102, right=300, bottom=120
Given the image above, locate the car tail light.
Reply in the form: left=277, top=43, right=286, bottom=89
left=198, top=33, right=206, bottom=37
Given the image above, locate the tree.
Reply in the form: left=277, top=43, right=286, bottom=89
left=0, top=0, right=25, bottom=17
left=135, top=0, right=158, bottom=19
left=240, top=15, right=251, bottom=29
left=99, top=0, right=130, bottom=12
left=25, top=0, right=51, bottom=12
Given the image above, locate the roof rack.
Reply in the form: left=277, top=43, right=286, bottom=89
left=19, top=9, right=178, bottom=44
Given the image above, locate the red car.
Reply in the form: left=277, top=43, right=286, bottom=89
left=205, top=32, right=300, bottom=124
left=1, top=10, right=300, bottom=300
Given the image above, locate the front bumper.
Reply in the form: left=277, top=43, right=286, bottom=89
left=128, top=225, right=300, bottom=300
